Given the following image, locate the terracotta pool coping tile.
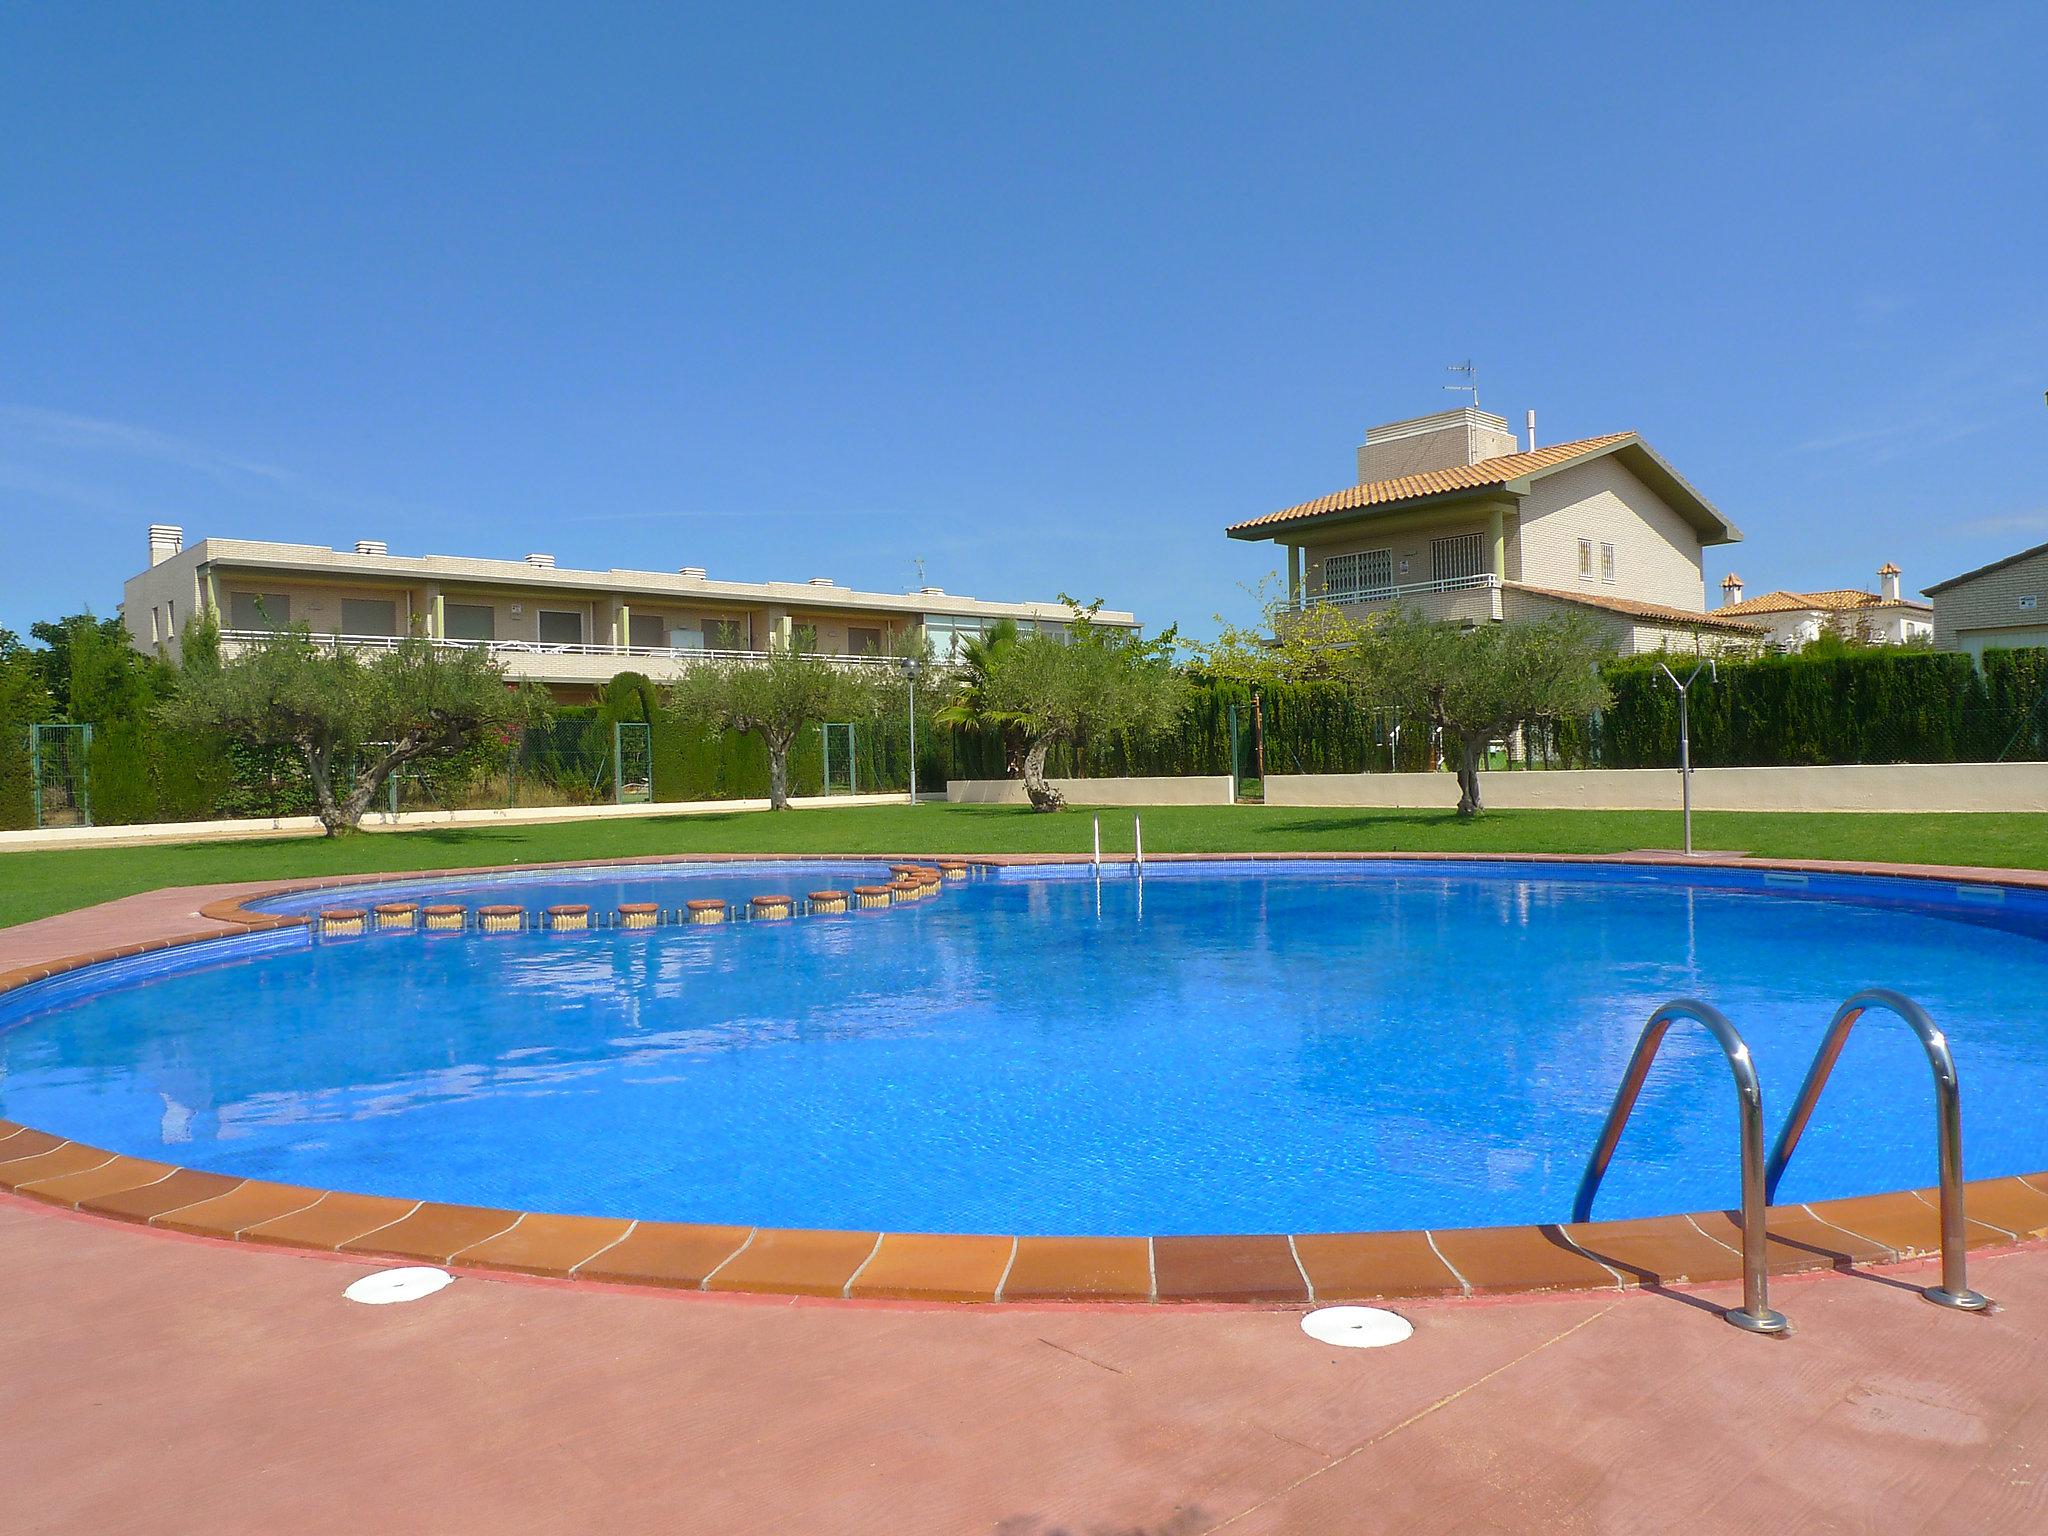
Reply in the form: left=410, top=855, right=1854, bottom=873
left=847, top=1233, right=1015, bottom=1303
left=1001, top=1237, right=1154, bottom=1302
left=1688, top=1204, right=1899, bottom=1272
left=0, top=1128, right=67, bottom=1168
left=1428, top=1223, right=1626, bottom=1295
left=1803, top=1191, right=1944, bottom=1258
left=571, top=1222, right=754, bottom=1289
left=1291, top=1230, right=1466, bottom=1301
left=452, top=1213, right=636, bottom=1278
left=83, top=1169, right=245, bottom=1224
left=341, top=1202, right=525, bottom=1264
left=241, top=1191, right=423, bottom=1252
left=1945, top=1177, right=2048, bottom=1243
left=13, top=1155, right=179, bottom=1210
left=1153, top=1235, right=1308, bottom=1303
left=152, top=1181, right=330, bottom=1238
left=0, top=1143, right=120, bottom=1189
left=703, top=1228, right=882, bottom=1298
left=1558, top=1215, right=1746, bottom=1287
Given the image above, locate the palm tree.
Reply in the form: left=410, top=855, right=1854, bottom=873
left=932, top=618, right=1031, bottom=777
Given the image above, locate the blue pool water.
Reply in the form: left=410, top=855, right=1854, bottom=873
left=2, top=859, right=2045, bottom=1235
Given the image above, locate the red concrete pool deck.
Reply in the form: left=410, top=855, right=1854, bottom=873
left=7, top=852, right=2048, bottom=1527
left=4, top=1189, right=2047, bottom=1534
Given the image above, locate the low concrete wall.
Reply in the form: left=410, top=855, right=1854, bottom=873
left=0, top=791, right=931, bottom=854
left=1264, top=762, right=2048, bottom=814
left=947, top=776, right=1236, bottom=808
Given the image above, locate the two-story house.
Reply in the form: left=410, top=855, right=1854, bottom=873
left=1227, top=407, right=1763, bottom=652
left=122, top=526, right=1138, bottom=701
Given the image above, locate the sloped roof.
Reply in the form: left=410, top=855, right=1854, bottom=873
left=1228, top=432, right=1740, bottom=544
left=1720, top=587, right=1931, bottom=616
left=1509, top=582, right=1768, bottom=635
left=1925, top=537, right=2048, bottom=596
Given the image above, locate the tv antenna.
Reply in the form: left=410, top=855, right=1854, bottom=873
left=1444, top=360, right=1479, bottom=408
left=911, top=555, right=927, bottom=590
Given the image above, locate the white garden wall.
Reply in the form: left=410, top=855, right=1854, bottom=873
left=946, top=776, right=1236, bottom=807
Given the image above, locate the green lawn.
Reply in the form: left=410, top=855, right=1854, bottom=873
left=4, top=802, right=2045, bottom=930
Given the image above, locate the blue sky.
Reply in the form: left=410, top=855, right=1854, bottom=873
left=2, top=2, right=2043, bottom=641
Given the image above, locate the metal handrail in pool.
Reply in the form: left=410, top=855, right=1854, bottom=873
left=1765, top=987, right=1989, bottom=1312
left=1573, top=998, right=1789, bottom=1336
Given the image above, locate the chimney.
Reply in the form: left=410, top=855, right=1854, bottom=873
left=1720, top=572, right=1745, bottom=607
left=147, top=524, right=183, bottom=566
left=354, top=539, right=388, bottom=556
left=1525, top=409, right=1537, bottom=452
left=1879, top=561, right=1901, bottom=602
left=524, top=552, right=556, bottom=568
left=1358, top=407, right=1518, bottom=483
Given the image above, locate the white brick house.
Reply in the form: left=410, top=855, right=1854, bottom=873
left=1228, top=408, right=1763, bottom=654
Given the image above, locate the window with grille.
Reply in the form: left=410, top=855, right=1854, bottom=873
left=1600, top=542, right=1617, bottom=583
left=1578, top=538, right=1594, bottom=580
left=1321, top=548, right=1393, bottom=598
left=1430, top=533, right=1485, bottom=584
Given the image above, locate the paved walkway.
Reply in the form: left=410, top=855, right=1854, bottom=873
left=3, top=1193, right=2043, bottom=1534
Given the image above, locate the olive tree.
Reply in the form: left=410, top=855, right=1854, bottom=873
left=664, top=632, right=870, bottom=810
left=1201, top=585, right=1611, bottom=816
left=163, top=623, right=547, bottom=835
left=976, top=603, right=1190, bottom=811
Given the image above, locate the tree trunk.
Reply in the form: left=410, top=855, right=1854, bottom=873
left=766, top=742, right=791, bottom=810
left=1456, top=734, right=1484, bottom=817
left=305, top=742, right=351, bottom=836
left=1022, top=737, right=1064, bottom=812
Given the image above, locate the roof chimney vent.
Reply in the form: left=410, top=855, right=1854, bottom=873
left=919, top=585, right=945, bottom=596
left=678, top=566, right=706, bottom=579
left=148, top=524, right=183, bottom=566
left=1720, top=572, right=1745, bottom=608
left=524, top=552, right=556, bottom=568
left=808, top=576, right=834, bottom=586
left=1879, top=562, right=1901, bottom=602
left=1525, top=409, right=1537, bottom=452
left=354, top=539, right=388, bottom=557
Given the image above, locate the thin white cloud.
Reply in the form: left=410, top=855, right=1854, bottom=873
left=0, top=404, right=293, bottom=488
left=1951, top=510, right=2048, bottom=538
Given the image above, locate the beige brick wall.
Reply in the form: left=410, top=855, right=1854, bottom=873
left=1356, top=416, right=1518, bottom=482
left=1514, top=457, right=1707, bottom=611
left=1932, top=547, right=2048, bottom=651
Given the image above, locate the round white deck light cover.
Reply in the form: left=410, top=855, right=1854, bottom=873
left=344, top=1266, right=454, bottom=1305
left=1301, top=1305, right=1413, bottom=1348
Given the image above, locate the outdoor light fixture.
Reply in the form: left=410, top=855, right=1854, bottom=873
left=899, top=655, right=922, bottom=805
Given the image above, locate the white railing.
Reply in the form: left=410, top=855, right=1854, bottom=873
left=215, top=631, right=904, bottom=668
left=1287, top=572, right=1501, bottom=611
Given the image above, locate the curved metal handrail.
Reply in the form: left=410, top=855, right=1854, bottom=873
left=1573, top=998, right=1787, bottom=1335
left=1765, top=988, right=1988, bottom=1311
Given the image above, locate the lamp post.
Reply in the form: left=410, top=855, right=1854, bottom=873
left=899, top=655, right=921, bottom=806
left=1656, top=656, right=1717, bottom=855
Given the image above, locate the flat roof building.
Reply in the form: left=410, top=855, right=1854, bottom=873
left=124, top=526, right=1137, bottom=697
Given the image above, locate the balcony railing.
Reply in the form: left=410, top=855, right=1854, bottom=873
left=215, top=630, right=905, bottom=668
left=1287, top=572, right=1501, bottom=611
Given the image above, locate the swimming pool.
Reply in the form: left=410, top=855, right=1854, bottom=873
left=2, top=858, right=2042, bottom=1237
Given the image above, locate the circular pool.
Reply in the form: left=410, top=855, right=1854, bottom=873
left=2, top=858, right=2042, bottom=1236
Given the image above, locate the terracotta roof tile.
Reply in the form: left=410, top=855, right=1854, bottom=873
left=1228, top=434, right=1636, bottom=534
left=1719, top=587, right=1930, bottom=616
left=1507, top=582, right=1768, bottom=635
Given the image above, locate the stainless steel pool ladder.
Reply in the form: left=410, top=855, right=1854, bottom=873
left=1765, top=988, right=1988, bottom=1312
left=1573, top=999, right=1789, bottom=1335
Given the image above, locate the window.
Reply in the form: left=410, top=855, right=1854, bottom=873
left=1599, top=543, right=1617, bottom=584
left=229, top=591, right=291, bottom=630
left=444, top=602, right=494, bottom=641
left=341, top=599, right=398, bottom=636
left=1430, top=533, right=1486, bottom=584
left=1578, top=539, right=1594, bottom=580
left=848, top=626, right=883, bottom=656
left=538, top=609, right=584, bottom=645
left=2022, top=596, right=2039, bottom=612
left=167, top=598, right=175, bottom=635
left=668, top=624, right=706, bottom=651
left=628, top=613, right=664, bottom=649
left=149, top=606, right=161, bottom=645
left=1321, top=548, right=1393, bottom=598
left=923, top=614, right=991, bottom=660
